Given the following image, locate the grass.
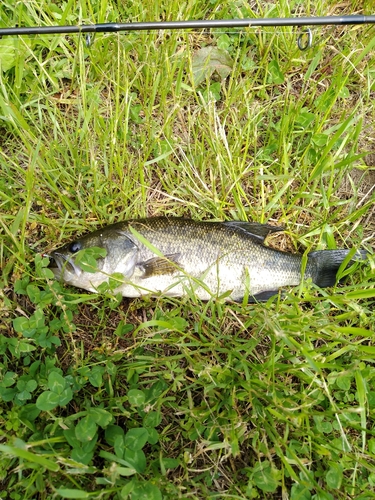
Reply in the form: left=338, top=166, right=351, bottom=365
left=0, top=0, right=375, bottom=498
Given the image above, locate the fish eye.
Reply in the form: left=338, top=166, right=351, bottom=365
left=69, top=242, right=82, bottom=253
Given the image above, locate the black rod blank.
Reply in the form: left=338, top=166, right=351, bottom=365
left=0, top=15, right=374, bottom=37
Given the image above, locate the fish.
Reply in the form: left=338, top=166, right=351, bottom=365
left=47, top=217, right=368, bottom=301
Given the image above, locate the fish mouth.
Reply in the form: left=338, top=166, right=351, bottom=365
left=47, top=252, right=82, bottom=278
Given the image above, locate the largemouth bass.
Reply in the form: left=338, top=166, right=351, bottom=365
left=48, top=217, right=367, bottom=301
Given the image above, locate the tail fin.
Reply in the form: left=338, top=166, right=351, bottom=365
left=307, top=249, right=367, bottom=288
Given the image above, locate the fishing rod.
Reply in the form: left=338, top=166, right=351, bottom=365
left=0, top=15, right=374, bottom=37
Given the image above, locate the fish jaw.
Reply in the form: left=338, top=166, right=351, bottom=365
left=48, top=257, right=104, bottom=292
left=48, top=252, right=102, bottom=292
left=48, top=252, right=82, bottom=279
left=48, top=251, right=90, bottom=288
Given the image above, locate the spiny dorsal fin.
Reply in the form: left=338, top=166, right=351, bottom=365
left=139, top=253, right=181, bottom=278
left=223, top=221, right=284, bottom=241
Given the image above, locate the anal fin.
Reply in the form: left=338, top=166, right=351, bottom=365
left=247, top=290, right=279, bottom=303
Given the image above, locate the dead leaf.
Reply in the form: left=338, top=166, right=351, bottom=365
left=192, top=46, right=233, bottom=86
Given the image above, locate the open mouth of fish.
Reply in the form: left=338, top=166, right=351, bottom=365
left=47, top=253, right=82, bottom=278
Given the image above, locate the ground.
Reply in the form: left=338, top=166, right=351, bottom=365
left=0, top=1, right=374, bottom=499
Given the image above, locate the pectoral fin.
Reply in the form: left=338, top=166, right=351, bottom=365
left=139, top=253, right=181, bottom=278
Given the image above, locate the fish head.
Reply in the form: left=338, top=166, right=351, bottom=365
left=48, top=227, right=138, bottom=291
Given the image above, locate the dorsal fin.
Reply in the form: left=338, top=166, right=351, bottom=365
left=223, top=221, right=284, bottom=241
